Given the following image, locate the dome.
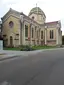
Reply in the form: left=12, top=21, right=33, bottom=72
left=29, top=7, right=46, bottom=17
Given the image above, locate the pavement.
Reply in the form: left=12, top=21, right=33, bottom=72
left=0, top=48, right=64, bottom=85
left=0, top=49, right=43, bottom=61
left=0, top=48, right=64, bottom=61
left=0, top=48, right=63, bottom=61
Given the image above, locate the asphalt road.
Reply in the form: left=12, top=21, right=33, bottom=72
left=0, top=49, right=64, bottom=85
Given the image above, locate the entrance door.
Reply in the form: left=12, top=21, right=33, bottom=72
left=10, top=36, right=13, bottom=47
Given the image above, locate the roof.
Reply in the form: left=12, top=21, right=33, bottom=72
left=39, top=21, right=61, bottom=28
left=45, top=21, right=61, bottom=28
left=28, top=7, right=46, bottom=17
left=2, top=8, right=39, bottom=25
left=1, top=8, right=20, bottom=20
left=20, top=12, right=39, bottom=25
left=45, top=21, right=59, bottom=25
left=1, top=8, right=60, bottom=28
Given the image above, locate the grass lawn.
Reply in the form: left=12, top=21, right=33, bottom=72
left=3, top=45, right=57, bottom=51
left=32, top=45, right=57, bottom=50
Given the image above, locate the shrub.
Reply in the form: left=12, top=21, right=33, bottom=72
left=20, top=45, right=35, bottom=51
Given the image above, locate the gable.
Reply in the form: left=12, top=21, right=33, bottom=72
left=2, top=14, right=20, bottom=23
left=2, top=15, right=20, bottom=35
left=1, top=8, right=20, bottom=23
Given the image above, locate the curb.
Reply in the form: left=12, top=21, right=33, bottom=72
left=0, top=55, right=19, bottom=61
left=0, top=48, right=64, bottom=61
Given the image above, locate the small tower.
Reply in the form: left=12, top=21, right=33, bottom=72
left=28, top=6, right=46, bottom=24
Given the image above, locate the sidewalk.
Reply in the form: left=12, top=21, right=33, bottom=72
left=0, top=50, right=43, bottom=61
left=0, top=48, right=64, bottom=61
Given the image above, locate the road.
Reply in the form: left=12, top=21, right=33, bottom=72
left=0, top=49, right=64, bottom=85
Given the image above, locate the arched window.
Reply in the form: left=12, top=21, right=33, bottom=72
left=9, top=21, right=14, bottom=28
left=52, top=30, right=54, bottom=39
left=32, top=28, right=34, bottom=38
left=41, top=31, right=43, bottom=39
left=25, top=25, right=28, bottom=37
left=50, top=30, right=54, bottom=39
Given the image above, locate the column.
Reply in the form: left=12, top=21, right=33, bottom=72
left=28, top=24, right=30, bottom=45
left=35, top=26, right=37, bottom=45
left=23, top=22, right=25, bottom=45
left=20, top=15, right=25, bottom=45
left=45, top=26, right=47, bottom=45
left=19, top=24, right=21, bottom=46
left=56, top=29, right=58, bottom=45
left=21, top=22, right=25, bottom=45
left=45, top=29, right=47, bottom=45
left=39, top=28, right=41, bottom=45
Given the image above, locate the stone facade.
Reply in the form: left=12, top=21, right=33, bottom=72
left=0, top=21, right=3, bottom=40
left=0, top=21, right=2, bottom=33
left=1, top=7, right=62, bottom=47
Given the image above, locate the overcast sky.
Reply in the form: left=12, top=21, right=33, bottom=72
left=0, top=0, right=64, bottom=35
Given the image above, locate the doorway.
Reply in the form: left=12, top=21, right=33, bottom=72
left=10, top=36, right=13, bottom=47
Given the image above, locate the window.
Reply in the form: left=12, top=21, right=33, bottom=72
left=41, top=31, right=43, bottom=39
left=16, top=34, right=19, bottom=36
left=3, top=35, right=6, bottom=37
left=16, top=34, right=19, bottom=39
left=32, top=16, right=34, bottom=20
left=52, top=30, right=54, bottom=39
left=9, top=21, right=14, bottom=28
left=3, top=39, right=8, bottom=47
left=32, top=28, right=34, bottom=38
left=25, top=25, right=28, bottom=37
left=35, top=26, right=37, bottom=31
left=50, top=30, right=54, bottom=39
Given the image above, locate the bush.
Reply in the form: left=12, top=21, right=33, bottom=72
left=6, top=45, right=14, bottom=48
left=20, top=45, right=35, bottom=51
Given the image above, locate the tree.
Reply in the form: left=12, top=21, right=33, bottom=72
left=62, top=35, right=64, bottom=45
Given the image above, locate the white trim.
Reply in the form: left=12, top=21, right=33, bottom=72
left=45, top=29, right=47, bottom=45
left=22, top=22, right=25, bottom=45
left=19, top=27, right=20, bottom=45
left=56, top=29, right=58, bottom=45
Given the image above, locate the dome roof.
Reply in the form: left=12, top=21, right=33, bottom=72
left=29, top=7, right=46, bottom=17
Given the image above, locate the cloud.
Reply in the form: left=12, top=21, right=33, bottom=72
left=2, top=0, right=18, bottom=4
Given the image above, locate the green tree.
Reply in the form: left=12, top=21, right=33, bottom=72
left=62, top=35, right=64, bottom=45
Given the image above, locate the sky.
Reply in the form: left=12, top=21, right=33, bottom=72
left=0, top=0, right=64, bottom=35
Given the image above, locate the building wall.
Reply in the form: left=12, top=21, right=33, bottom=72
left=56, top=28, right=62, bottom=45
left=2, top=15, right=62, bottom=47
left=24, top=21, right=30, bottom=45
left=2, top=15, right=21, bottom=47
left=39, top=27, right=45, bottom=45
left=1, top=9, right=62, bottom=47
left=29, top=13, right=45, bottom=24
left=47, top=41, right=56, bottom=46
left=46, top=27, right=57, bottom=46
left=47, top=28, right=56, bottom=40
